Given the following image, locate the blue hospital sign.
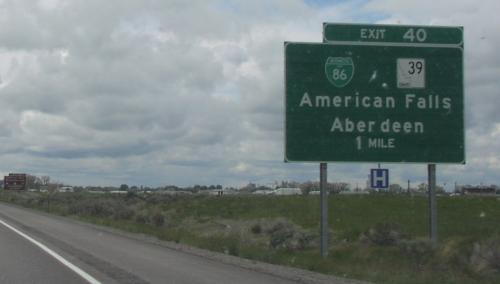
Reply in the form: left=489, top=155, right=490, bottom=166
left=370, top=169, right=389, bottom=189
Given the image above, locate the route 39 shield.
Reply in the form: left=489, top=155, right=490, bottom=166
left=324, top=57, right=354, bottom=88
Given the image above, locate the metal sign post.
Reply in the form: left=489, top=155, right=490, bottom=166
left=320, top=162, right=328, bottom=258
left=428, top=164, right=437, bottom=244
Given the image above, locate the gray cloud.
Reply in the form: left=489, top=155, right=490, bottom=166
left=0, top=0, right=499, bottom=187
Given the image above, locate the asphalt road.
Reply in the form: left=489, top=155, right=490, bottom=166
left=0, top=202, right=355, bottom=284
left=0, top=220, right=87, bottom=284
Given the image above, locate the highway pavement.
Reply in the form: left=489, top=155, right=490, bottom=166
left=0, top=219, right=87, bottom=284
left=0, top=202, right=357, bottom=284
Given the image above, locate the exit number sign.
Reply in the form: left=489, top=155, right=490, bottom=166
left=323, top=23, right=463, bottom=46
left=285, top=23, right=464, bottom=163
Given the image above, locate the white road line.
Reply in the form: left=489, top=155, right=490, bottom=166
left=0, top=218, right=102, bottom=284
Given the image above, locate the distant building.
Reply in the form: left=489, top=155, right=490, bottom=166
left=272, top=188, right=302, bottom=195
left=339, top=190, right=369, bottom=195
left=109, top=190, right=128, bottom=194
left=461, top=185, right=496, bottom=196
left=253, top=190, right=275, bottom=195
left=161, top=190, right=192, bottom=195
left=208, top=190, right=224, bottom=196
left=58, top=186, right=74, bottom=193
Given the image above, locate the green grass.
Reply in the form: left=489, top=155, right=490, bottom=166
left=1, top=191, right=499, bottom=284
left=158, top=194, right=500, bottom=241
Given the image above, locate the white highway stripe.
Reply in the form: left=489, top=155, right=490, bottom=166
left=0, top=218, right=102, bottom=284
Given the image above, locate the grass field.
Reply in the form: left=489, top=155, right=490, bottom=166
left=1, top=191, right=499, bottom=284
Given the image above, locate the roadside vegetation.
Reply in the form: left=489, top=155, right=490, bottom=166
left=1, top=190, right=500, bottom=284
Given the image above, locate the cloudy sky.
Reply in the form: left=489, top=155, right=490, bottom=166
left=0, top=0, right=499, bottom=189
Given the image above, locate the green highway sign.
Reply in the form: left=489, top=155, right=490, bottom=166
left=284, top=36, right=464, bottom=163
left=323, top=23, right=463, bottom=46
